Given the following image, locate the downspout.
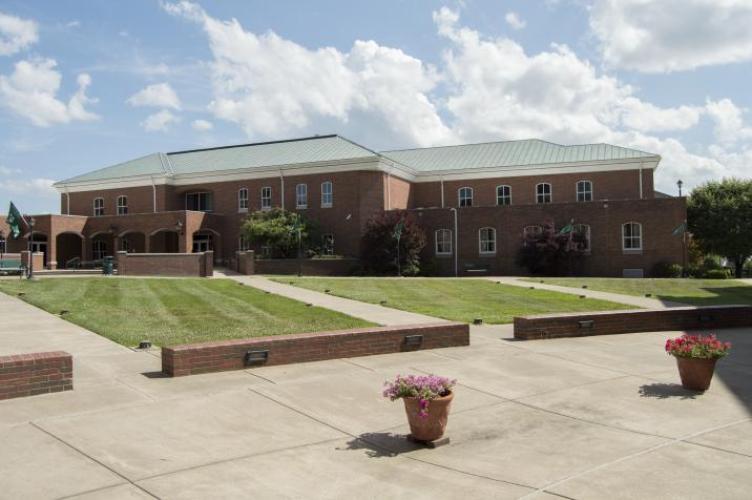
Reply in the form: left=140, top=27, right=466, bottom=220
left=151, top=177, right=157, bottom=213
left=280, top=171, right=285, bottom=210
left=451, top=207, right=458, bottom=277
left=638, top=163, right=644, bottom=200
left=440, top=178, right=445, bottom=208
left=387, top=172, right=392, bottom=210
left=65, top=189, right=70, bottom=215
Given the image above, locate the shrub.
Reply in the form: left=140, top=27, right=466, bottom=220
left=652, top=261, right=683, bottom=278
left=516, top=220, right=589, bottom=275
left=703, top=269, right=730, bottom=279
left=665, top=334, right=731, bottom=359
left=241, top=208, right=319, bottom=258
left=361, top=211, right=426, bottom=276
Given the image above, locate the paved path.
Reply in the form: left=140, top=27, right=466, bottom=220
left=488, top=276, right=689, bottom=309
left=1, top=287, right=751, bottom=498
left=216, top=271, right=448, bottom=326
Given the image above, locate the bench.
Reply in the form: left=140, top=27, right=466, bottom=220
left=0, top=259, right=25, bottom=276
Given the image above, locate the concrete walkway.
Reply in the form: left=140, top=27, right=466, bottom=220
left=1, top=287, right=751, bottom=498
left=488, top=276, right=689, bottom=309
left=216, top=271, right=447, bottom=326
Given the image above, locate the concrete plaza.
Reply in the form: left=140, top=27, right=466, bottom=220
left=0, top=290, right=750, bottom=499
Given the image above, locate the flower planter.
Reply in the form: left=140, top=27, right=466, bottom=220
left=403, top=391, right=454, bottom=442
left=675, top=357, right=718, bottom=391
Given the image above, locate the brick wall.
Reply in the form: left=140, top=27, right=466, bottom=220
left=20, top=251, right=44, bottom=271
left=117, top=251, right=213, bottom=277
left=254, top=257, right=360, bottom=275
left=0, top=351, right=73, bottom=400
left=162, top=322, right=469, bottom=376
left=235, top=250, right=255, bottom=275
left=514, top=305, right=752, bottom=340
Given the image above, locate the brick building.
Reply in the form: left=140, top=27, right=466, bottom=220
left=1, top=134, right=685, bottom=276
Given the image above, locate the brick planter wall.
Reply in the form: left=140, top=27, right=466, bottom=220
left=514, top=305, right=752, bottom=340
left=162, top=322, right=469, bottom=376
left=117, top=251, right=213, bottom=277
left=0, top=351, right=73, bottom=400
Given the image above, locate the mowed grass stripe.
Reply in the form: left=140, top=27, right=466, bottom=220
left=274, top=277, right=633, bottom=324
left=0, top=278, right=371, bottom=347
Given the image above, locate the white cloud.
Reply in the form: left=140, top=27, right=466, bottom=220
left=705, top=98, right=752, bottom=145
left=127, top=82, right=181, bottom=109
left=0, top=58, right=98, bottom=126
left=0, top=11, right=38, bottom=56
left=504, top=12, right=526, bottom=30
left=141, top=109, right=179, bottom=132
left=589, top=0, right=752, bottom=72
left=191, top=119, right=213, bottom=131
left=0, top=177, right=57, bottom=197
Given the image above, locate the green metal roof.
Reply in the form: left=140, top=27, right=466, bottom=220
left=381, top=139, right=658, bottom=172
left=56, top=135, right=377, bottom=185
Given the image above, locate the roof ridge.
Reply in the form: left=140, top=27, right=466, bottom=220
left=165, top=134, right=339, bottom=156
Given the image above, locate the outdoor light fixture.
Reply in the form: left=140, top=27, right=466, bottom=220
left=175, top=220, right=184, bottom=234
left=677, top=179, right=684, bottom=197
left=244, top=350, right=269, bottom=365
left=578, top=320, right=595, bottom=329
left=473, top=318, right=483, bottom=325
left=699, top=314, right=715, bottom=323
left=138, top=341, right=152, bottom=349
left=403, top=335, right=423, bottom=347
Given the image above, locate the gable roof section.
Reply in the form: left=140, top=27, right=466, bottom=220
left=58, top=153, right=169, bottom=184
left=380, top=139, right=658, bottom=173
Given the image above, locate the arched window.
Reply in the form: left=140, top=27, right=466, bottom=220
left=435, top=229, right=452, bottom=255
left=117, top=195, right=128, bottom=215
left=536, top=183, right=552, bottom=204
left=261, top=186, right=272, bottom=209
left=93, top=197, right=104, bottom=217
left=458, top=187, right=473, bottom=207
left=576, top=180, right=593, bottom=202
left=238, top=188, right=249, bottom=212
left=93, top=240, right=107, bottom=260
left=496, top=185, right=511, bottom=206
left=321, top=181, right=333, bottom=207
left=622, top=222, right=642, bottom=250
left=479, top=227, right=496, bottom=254
left=296, top=184, right=308, bottom=209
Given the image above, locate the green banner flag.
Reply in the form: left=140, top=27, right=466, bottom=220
left=672, top=221, right=687, bottom=237
left=559, top=223, right=574, bottom=235
left=6, top=202, right=24, bottom=239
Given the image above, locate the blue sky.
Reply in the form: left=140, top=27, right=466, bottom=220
left=1, top=0, right=751, bottom=213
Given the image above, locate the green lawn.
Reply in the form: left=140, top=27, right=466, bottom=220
left=523, top=278, right=752, bottom=306
left=273, top=277, right=633, bottom=324
left=0, top=278, right=371, bottom=347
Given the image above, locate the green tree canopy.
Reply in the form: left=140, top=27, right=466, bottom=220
left=361, top=210, right=426, bottom=276
left=241, top=208, right=319, bottom=258
left=687, top=178, right=752, bottom=278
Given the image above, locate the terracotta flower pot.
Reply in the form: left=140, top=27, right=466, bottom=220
left=675, top=356, right=718, bottom=391
left=403, top=391, right=454, bottom=442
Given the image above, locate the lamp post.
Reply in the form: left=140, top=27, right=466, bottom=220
left=0, top=229, right=5, bottom=261
left=677, top=179, right=683, bottom=197
left=27, top=217, right=35, bottom=279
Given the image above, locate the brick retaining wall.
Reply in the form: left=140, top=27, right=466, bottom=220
left=514, top=305, right=752, bottom=340
left=162, top=322, right=469, bottom=376
left=0, top=351, right=73, bottom=400
left=117, top=251, right=213, bottom=277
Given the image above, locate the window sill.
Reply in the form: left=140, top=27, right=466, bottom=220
left=296, top=206, right=308, bottom=210
left=321, top=204, right=333, bottom=209
left=435, top=252, right=453, bottom=258
left=479, top=252, right=497, bottom=257
left=622, top=249, right=643, bottom=255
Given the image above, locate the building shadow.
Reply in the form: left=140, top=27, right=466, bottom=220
left=654, top=285, right=752, bottom=308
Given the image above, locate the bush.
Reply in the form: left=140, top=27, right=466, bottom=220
left=361, top=210, right=426, bottom=276
left=241, top=208, right=319, bottom=258
left=652, top=261, right=683, bottom=278
left=516, top=220, right=589, bottom=276
left=703, top=268, right=730, bottom=279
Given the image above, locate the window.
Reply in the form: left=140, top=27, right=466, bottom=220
left=93, top=198, right=104, bottom=217
left=458, top=187, right=473, bottom=207
left=322, top=234, right=335, bottom=255
left=120, top=238, right=130, bottom=253
left=186, top=192, right=213, bottom=212
left=576, top=180, right=593, bottom=202
left=321, top=181, right=333, bottom=208
left=296, top=184, right=308, bottom=209
left=261, top=186, right=272, bottom=210
left=239, top=235, right=250, bottom=251
left=479, top=227, right=496, bottom=254
left=93, top=240, right=107, bottom=260
left=116, top=195, right=128, bottom=215
left=622, top=222, right=642, bottom=250
left=261, top=245, right=272, bottom=258
left=573, top=224, right=591, bottom=253
left=238, top=188, right=249, bottom=212
left=496, top=185, right=512, bottom=206
left=536, top=183, right=552, bottom=204
left=435, top=229, right=452, bottom=255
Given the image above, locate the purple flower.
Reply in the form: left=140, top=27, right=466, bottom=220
left=382, top=374, right=456, bottom=417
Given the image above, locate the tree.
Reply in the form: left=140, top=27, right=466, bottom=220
left=516, top=219, right=589, bottom=275
left=361, top=210, right=426, bottom=276
left=241, top=208, right=319, bottom=258
left=688, top=179, right=752, bottom=278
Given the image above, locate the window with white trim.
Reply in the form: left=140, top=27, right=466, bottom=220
left=93, top=240, right=107, bottom=260
left=322, top=234, right=335, bottom=255
left=496, top=185, right=511, bottom=206
left=321, top=181, right=333, bottom=208
left=458, top=187, right=473, bottom=207
left=576, top=180, right=593, bottom=202
left=622, top=222, right=642, bottom=250
left=239, top=235, right=250, bottom=251
left=296, top=184, right=308, bottom=209
left=479, top=227, right=496, bottom=254
left=93, top=198, right=104, bottom=217
left=238, top=188, right=249, bottom=212
left=117, top=196, right=128, bottom=215
left=536, top=183, right=552, bottom=204
left=261, top=186, right=272, bottom=209
left=435, top=229, right=452, bottom=255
